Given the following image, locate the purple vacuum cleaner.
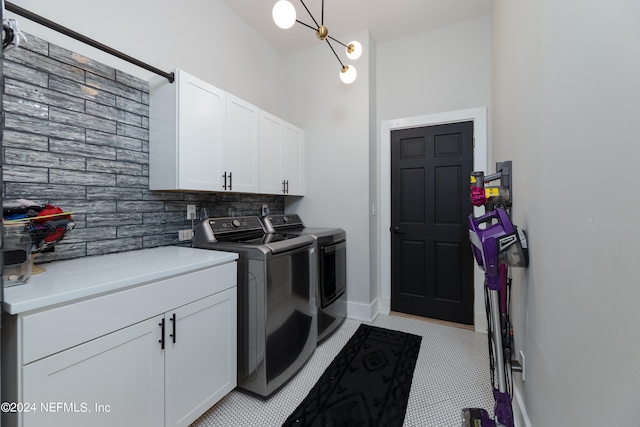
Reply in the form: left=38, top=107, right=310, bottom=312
left=461, top=162, right=528, bottom=427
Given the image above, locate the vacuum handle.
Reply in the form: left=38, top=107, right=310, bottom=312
left=470, top=171, right=485, bottom=187
left=470, top=209, right=506, bottom=230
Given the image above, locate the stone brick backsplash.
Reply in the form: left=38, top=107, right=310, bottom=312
left=2, top=33, right=284, bottom=263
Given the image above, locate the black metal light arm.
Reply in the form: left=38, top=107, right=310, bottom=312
left=298, top=0, right=319, bottom=29
left=327, top=35, right=348, bottom=49
left=295, top=19, right=318, bottom=32
left=325, top=39, right=345, bottom=68
left=281, top=0, right=357, bottom=78
left=293, top=19, right=346, bottom=69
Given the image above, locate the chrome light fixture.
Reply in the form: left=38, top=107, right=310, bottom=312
left=272, top=0, right=362, bottom=84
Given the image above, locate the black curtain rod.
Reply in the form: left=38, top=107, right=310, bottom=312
left=5, top=1, right=174, bottom=83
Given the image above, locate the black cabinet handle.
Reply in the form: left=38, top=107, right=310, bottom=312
left=223, top=172, right=227, bottom=190
left=282, top=180, right=286, bottom=194
left=159, top=318, right=165, bottom=350
left=169, top=313, right=176, bottom=344
left=285, top=180, right=289, bottom=194
left=229, top=172, right=232, bottom=191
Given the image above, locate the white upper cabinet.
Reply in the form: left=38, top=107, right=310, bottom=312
left=259, top=112, right=284, bottom=194
left=149, top=69, right=225, bottom=191
left=259, top=111, right=305, bottom=196
left=225, top=94, right=260, bottom=193
left=281, top=121, right=304, bottom=196
left=149, top=69, right=302, bottom=195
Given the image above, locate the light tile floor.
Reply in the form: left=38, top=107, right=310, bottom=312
left=191, top=314, right=494, bottom=427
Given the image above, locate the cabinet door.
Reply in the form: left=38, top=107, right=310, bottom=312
left=281, top=123, right=305, bottom=196
left=177, top=71, right=226, bottom=191
left=225, top=94, right=259, bottom=193
left=164, top=288, right=237, bottom=427
left=259, top=111, right=284, bottom=195
left=22, top=316, right=165, bottom=427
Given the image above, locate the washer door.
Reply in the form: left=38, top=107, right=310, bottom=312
left=319, top=239, right=346, bottom=309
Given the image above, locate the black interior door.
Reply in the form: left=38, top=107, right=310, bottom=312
left=390, top=121, right=474, bottom=325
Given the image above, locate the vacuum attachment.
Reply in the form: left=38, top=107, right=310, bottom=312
left=461, top=407, right=495, bottom=427
left=470, top=161, right=512, bottom=211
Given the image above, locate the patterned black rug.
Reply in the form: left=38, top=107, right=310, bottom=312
left=282, top=324, right=422, bottom=427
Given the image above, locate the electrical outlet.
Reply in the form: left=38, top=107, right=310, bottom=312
left=178, top=229, right=193, bottom=241
left=520, top=351, right=525, bottom=381
left=261, top=204, right=269, bottom=216
left=186, top=204, right=196, bottom=220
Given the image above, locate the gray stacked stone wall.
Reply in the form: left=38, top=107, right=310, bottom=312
left=2, top=32, right=284, bottom=263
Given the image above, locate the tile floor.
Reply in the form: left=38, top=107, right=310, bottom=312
left=191, top=314, right=494, bottom=427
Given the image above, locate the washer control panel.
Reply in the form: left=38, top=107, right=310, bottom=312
left=207, top=216, right=264, bottom=234
left=263, top=214, right=304, bottom=230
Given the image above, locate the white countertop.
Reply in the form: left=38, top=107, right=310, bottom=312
left=3, top=246, right=238, bottom=315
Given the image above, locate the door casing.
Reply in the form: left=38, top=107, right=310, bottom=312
left=378, top=107, right=488, bottom=332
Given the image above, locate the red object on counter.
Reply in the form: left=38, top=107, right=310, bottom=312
left=33, top=205, right=71, bottom=222
left=43, top=227, right=66, bottom=243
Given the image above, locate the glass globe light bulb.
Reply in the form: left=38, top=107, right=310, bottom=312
left=272, top=0, right=296, bottom=29
left=346, top=41, right=362, bottom=60
left=340, top=65, right=357, bottom=84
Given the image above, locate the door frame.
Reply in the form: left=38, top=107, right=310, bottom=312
left=379, top=107, right=488, bottom=332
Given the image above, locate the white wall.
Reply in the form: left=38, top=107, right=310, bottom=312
left=377, top=16, right=491, bottom=122
left=367, top=32, right=379, bottom=315
left=492, top=1, right=640, bottom=425
left=5, top=0, right=285, bottom=115
left=283, top=31, right=374, bottom=319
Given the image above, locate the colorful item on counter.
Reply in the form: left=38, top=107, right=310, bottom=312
left=3, top=200, right=75, bottom=253
left=34, top=205, right=69, bottom=221
left=4, top=211, right=75, bottom=223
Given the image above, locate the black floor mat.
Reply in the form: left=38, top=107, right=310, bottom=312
left=282, top=324, right=422, bottom=427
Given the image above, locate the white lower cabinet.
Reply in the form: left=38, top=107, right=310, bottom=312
left=165, top=289, right=237, bottom=427
left=3, top=263, right=237, bottom=427
left=22, top=316, right=165, bottom=427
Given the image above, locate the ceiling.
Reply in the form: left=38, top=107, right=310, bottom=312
left=221, top=0, right=494, bottom=55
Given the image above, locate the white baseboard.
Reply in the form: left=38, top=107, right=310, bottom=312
left=513, top=383, right=532, bottom=427
left=371, top=299, right=488, bottom=334
left=475, top=310, right=488, bottom=333
left=346, top=298, right=379, bottom=322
